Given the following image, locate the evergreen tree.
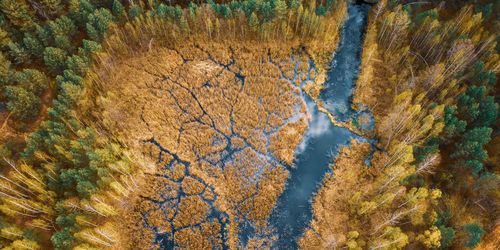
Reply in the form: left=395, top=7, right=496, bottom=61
left=462, top=223, right=485, bottom=248
left=43, top=47, right=67, bottom=75
left=451, top=127, right=492, bottom=173
left=15, top=69, right=49, bottom=95
left=316, top=5, right=326, bottom=16
left=68, top=0, right=95, bottom=28
left=274, top=0, right=288, bottom=20
left=111, top=0, right=125, bottom=22
left=249, top=12, right=259, bottom=32
left=78, top=39, right=102, bottom=60
left=49, top=16, right=77, bottom=40
left=35, top=24, right=52, bottom=47
left=325, top=0, right=335, bottom=11
left=473, top=171, right=499, bottom=192
left=128, top=4, right=143, bottom=20
left=439, top=226, right=455, bottom=248
left=5, top=85, right=41, bottom=120
left=8, top=41, right=30, bottom=65
left=0, top=25, right=11, bottom=49
left=0, top=51, right=12, bottom=92
left=86, top=8, right=113, bottom=42
left=243, top=0, right=258, bottom=17
left=23, top=34, right=43, bottom=60
left=476, top=3, right=493, bottom=21
left=66, top=55, right=89, bottom=77
left=0, top=0, right=33, bottom=28
left=55, top=35, right=74, bottom=53
left=39, top=0, right=65, bottom=18
left=51, top=226, right=77, bottom=249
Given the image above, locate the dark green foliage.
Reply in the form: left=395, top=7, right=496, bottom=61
left=59, top=168, right=98, bottom=198
left=219, top=5, right=233, bottom=19
left=435, top=211, right=451, bottom=226
left=462, top=223, right=485, bottom=248
left=49, top=18, right=75, bottom=38
left=325, top=0, right=336, bottom=11
left=52, top=203, right=83, bottom=249
left=55, top=35, right=74, bottom=53
left=57, top=69, right=84, bottom=86
left=5, top=85, right=41, bottom=120
left=188, top=2, right=198, bottom=17
left=414, top=138, right=440, bottom=162
left=49, top=16, right=77, bottom=46
left=435, top=211, right=455, bottom=248
left=412, top=8, right=438, bottom=25
left=86, top=8, right=113, bottom=42
left=316, top=5, right=326, bottom=16
left=439, top=226, right=455, bottom=248
left=475, top=96, right=498, bottom=128
left=51, top=226, right=76, bottom=249
left=0, top=0, right=33, bottom=28
left=258, top=1, right=273, bottom=22
left=78, top=39, right=102, bottom=58
left=68, top=0, right=94, bottom=28
left=243, top=0, right=258, bottom=17
left=442, top=82, right=498, bottom=174
left=129, top=4, right=143, bottom=20
left=35, top=24, right=52, bottom=47
left=0, top=0, right=494, bottom=248
left=476, top=3, right=492, bottom=21
left=22, top=34, right=43, bottom=59
left=66, top=55, right=89, bottom=77
left=441, top=105, right=466, bottom=142
left=15, top=69, right=49, bottom=95
left=471, top=62, right=497, bottom=87
left=451, top=127, right=492, bottom=172
left=290, top=0, right=301, bottom=10
left=39, top=0, right=65, bottom=18
left=112, top=0, right=125, bottom=22
left=473, top=171, right=499, bottom=192
left=43, top=47, right=67, bottom=75
left=8, top=41, right=30, bottom=64
left=0, top=51, right=12, bottom=90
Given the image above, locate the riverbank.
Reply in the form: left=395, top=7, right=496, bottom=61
left=269, top=3, right=373, bottom=249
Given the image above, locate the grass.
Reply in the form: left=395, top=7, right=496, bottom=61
left=87, top=38, right=341, bottom=248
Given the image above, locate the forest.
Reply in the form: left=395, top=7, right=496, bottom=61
left=0, top=0, right=498, bottom=249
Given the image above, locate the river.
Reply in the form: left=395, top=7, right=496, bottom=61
left=268, top=3, right=372, bottom=249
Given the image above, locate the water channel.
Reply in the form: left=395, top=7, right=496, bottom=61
left=268, top=3, right=372, bottom=248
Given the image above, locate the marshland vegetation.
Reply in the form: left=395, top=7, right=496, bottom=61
left=0, top=0, right=498, bottom=249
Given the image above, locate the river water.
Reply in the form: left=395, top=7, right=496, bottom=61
left=268, top=3, right=372, bottom=249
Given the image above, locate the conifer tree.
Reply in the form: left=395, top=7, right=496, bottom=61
left=68, top=0, right=95, bottom=28
left=15, top=69, right=48, bottom=95
left=5, top=86, right=41, bottom=120
left=39, top=0, right=65, bottom=18
left=8, top=41, right=30, bottom=65
left=249, top=12, right=259, bottom=32
left=86, top=8, right=113, bottom=42
left=111, top=0, right=125, bottom=22
left=43, top=47, right=67, bottom=75
left=463, top=223, right=485, bottom=248
left=128, top=4, right=143, bottom=20
left=22, top=34, right=43, bottom=60
left=0, top=51, right=12, bottom=91
left=0, top=0, right=33, bottom=29
left=0, top=26, right=10, bottom=49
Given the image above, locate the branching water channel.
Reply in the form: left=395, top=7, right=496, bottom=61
left=268, top=3, right=372, bottom=249
left=134, top=3, right=372, bottom=248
